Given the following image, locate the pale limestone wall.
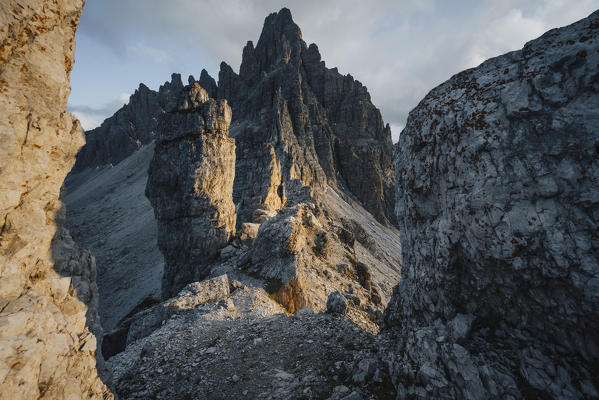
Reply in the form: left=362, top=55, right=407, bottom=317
left=0, top=1, right=112, bottom=398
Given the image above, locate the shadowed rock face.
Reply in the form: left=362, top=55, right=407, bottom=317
left=216, top=8, right=396, bottom=227
left=0, top=0, right=111, bottom=398
left=386, top=11, right=599, bottom=399
left=146, top=78, right=236, bottom=299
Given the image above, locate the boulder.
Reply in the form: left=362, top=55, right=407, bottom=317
left=327, top=291, right=348, bottom=315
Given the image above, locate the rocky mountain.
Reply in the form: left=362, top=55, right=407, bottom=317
left=3, top=2, right=597, bottom=399
left=66, top=8, right=403, bottom=364
left=0, top=1, right=110, bottom=398
left=72, top=71, right=211, bottom=171
left=97, top=11, right=403, bottom=366
left=385, top=10, right=599, bottom=398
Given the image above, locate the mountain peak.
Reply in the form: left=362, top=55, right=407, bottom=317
left=240, top=8, right=304, bottom=78
left=264, top=7, right=294, bottom=28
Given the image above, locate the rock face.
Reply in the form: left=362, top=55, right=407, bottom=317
left=218, top=8, right=396, bottom=227
left=126, top=10, right=403, bottom=349
left=386, top=11, right=599, bottom=399
left=146, top=78, right=236, bottom=299
left=72, top=76, right=182, bottom=172
left=0, top=1, right=111, bottom=398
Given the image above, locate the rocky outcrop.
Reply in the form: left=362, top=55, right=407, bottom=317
left=72, top=74, right=183, bottom=171
left=108, top=298, right=392, bottom=400
left=0, top=1, right=111, bottom=398
left=146, top=79, right=236, bottom=299
left=386, top=11, right=599, bottom=398
left=215, top=8, right=396, bottom=227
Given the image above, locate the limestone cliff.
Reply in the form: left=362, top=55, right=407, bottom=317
left=217, top=8, right=396, bottom=227
left=386, top=11, right=599, bottom=398
left=141, top=12, right=402, bottom=330
left=146, top=77, right=236, bottom=299
left=72, top=73, right=184, bottom=172
left=0, top=0, right=111, bottom=398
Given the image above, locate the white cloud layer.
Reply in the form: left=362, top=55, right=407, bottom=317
left=74, top=0, right=599, bottom=140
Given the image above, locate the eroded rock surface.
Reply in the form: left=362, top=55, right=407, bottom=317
left=386, top=11, right=599, bottom=398
left=72, top=75, right=182, bottom=171
left=146, top=78, right=236, bottom=299
left=0, top=0, right=111, bottom=398
left=219, top=8, right=396, bottom=227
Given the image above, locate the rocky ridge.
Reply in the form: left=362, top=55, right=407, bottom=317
left=0, top=1, right=110, bottom=398
left=385, top=11, right=599, bottom=398
left=218, top=8, right=396, bottom=227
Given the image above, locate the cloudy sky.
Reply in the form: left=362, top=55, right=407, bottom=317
left=68, top=0, right=599, bottom=141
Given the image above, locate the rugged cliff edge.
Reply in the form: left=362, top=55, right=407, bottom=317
left=386, top=11, right=599, bottom=399
left=146, top=80, right=237, bottom=298
left=0, top=1, right=111, bottom=398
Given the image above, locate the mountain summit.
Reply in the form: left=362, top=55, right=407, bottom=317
left=74, top=8, right=396, bottom=227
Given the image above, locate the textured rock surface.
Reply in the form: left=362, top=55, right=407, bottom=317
left=0, top=0, right=111, bottom=398
left=245, top=200, right=398, bottom=332
left=146, top=79, right=236, bottom=299
left=103, top=274, right=232, bottom=352
left=386, top=11, right=599, bottom=398
left=218, top=8, right=396, bottom=227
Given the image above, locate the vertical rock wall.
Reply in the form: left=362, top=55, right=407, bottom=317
left=217, top=8, right=396, bottom=227
left=386, top=11, right=599, bottom=399
left=0, top=0, right=111, bottom=398
left=146, top=79, right=236, bottom=299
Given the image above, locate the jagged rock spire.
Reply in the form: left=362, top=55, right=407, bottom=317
left=199, top=68, right=218, bottom=98
left=147, top=81, right=236, bottom=299
left=218, top=7, right=396, bottom=226
left=240, top=7, right=304, bottom=79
